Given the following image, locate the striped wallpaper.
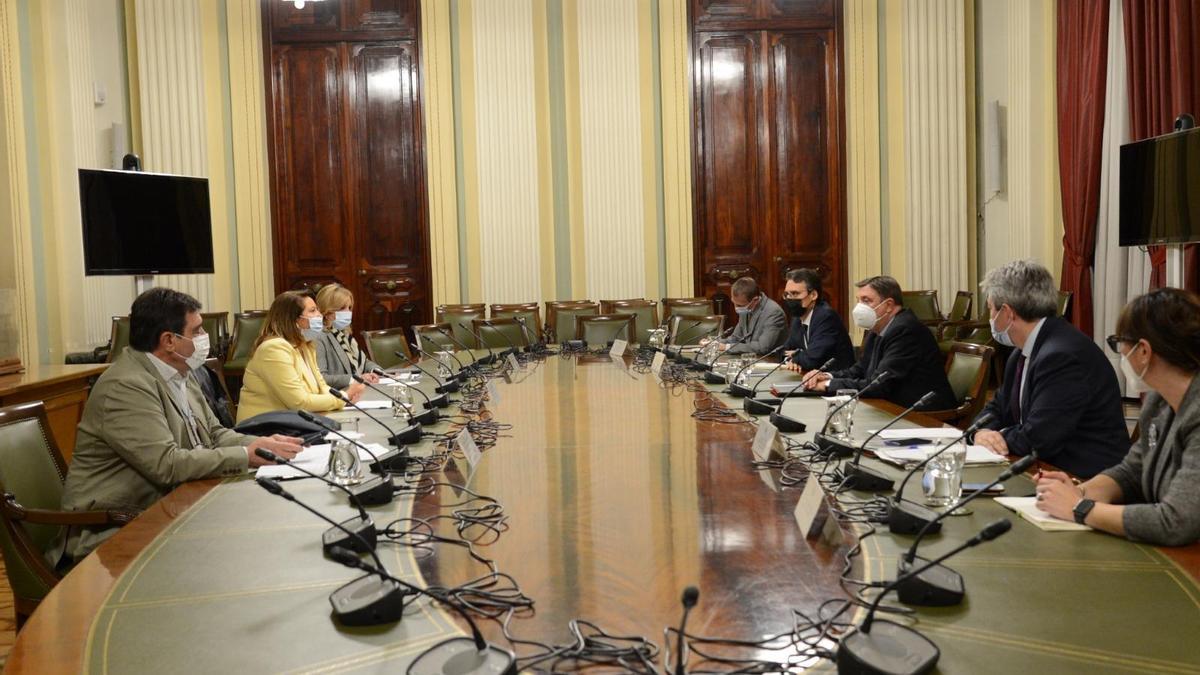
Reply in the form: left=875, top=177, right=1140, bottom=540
left=423, top=0, right=691, bottom=308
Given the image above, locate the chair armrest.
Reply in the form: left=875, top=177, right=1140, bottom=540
left=2, top=495, right=138, bottom=526
left=939, top=319, right=989, bottom=341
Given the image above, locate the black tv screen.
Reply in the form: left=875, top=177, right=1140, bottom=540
left=1119, top=127, right=1200, bottom=246
left=79, top=169, right=215, bottom=275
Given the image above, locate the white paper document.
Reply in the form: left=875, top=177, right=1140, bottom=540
left=254, top=442, right=387, bottom=479
left=867, top=428, right=966, bottom=440
left=873, top=444, right=1008, bottom=466
left=994, top=496, right=1091, bottom=532
left=351, top=399, right=393, bottom=410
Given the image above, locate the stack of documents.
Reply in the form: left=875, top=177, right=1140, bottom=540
left=873, top=444, right=1008, bottom=466
left=255, top=442, right=390, bottom=480
left=995, top=496, right=1091, bottom=532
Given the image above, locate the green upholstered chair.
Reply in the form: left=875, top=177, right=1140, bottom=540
left=472, top=317, right=529, bottom=350
left=546, top=302, right=599, bottom=344
left=200, top=311, right=230, bottom=359
left=661, top=298, right=713, bottom=322
left=1057, top=290, right=1073, bottom=317
left=947, top=291, right=973, bottom=322
left=901, top=290, right=943, bottom=323
left=490, top=304, right=543, bottom=342
left=924, top=342, right=994, bottom=427
left=576, top=314, right=636, bottom=345
left=668, top=314, right=724, bottom=345
left=362, top=328, right=414, bottom=369
left=605, top=300, right=659, bottom=345
left=413, top=323, right=459, bottom=354
left=436, top=304, right=486, bottom=349
left=223, top=310, right=267, bottom=374
left=0, top=402, right=136, bottom=627
left=105, top=316, right=131, bottom=362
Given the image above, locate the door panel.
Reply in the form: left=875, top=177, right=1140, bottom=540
left=342, top=0, right=416, bottom=31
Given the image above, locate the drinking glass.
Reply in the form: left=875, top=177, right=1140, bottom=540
left=434, top=351, right=454, bottom=379
left=922, top=441, right=967, bottom=508
left=647, top=328, right=666, bottom=350
left=390, top=383, right=413, bottom=419
left=826, top=389, right=858, bottom=439
left=328, top=440, right=363, bottom=486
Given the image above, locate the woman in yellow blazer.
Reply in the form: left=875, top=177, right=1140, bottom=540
left=236, top=291, right=366, bottom=423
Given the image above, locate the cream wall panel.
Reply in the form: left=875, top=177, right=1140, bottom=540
left=420, top=0, right=461, bottom=307
left=844, top=0, right=883, bottom=311
left=901, top=0, right=969, bottom=304
left=577, top=0, right=646, bottom=301
left=470, top=0, right=543, bottom=305
left=658, top=0, right=694, bottom=298
left=132, top=0, right=215, bottom=309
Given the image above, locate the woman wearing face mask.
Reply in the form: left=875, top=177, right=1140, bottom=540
left=235, top=291, right=366, bottom=423
left=313, top=283, right=381, bottom=389
left=1035, top=288, right=1200, bottom=546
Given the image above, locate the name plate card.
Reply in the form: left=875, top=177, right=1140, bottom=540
left=751, top=420, right=779, bottom=462
left=609, top=339, right=628, bottom=357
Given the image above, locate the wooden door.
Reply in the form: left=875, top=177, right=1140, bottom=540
left=690, top=1, right=845, bottom=320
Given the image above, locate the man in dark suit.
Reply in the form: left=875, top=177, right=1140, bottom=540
left=779, top=268, right=855, bottom=372
left=802, top=276, right=956, bottom=410
left=973, top=260, right=1128, bottom=479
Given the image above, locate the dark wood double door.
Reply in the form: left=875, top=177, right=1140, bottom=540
left=262, top=0, right=432, bottom=336
left=691, top=0, right=847, bottom=318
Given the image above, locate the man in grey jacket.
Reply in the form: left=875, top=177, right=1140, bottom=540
left=718, top=277, right=789, bottom=355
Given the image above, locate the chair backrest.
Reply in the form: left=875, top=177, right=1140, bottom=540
left=947, top=292, right=973, bottom=322
left=490, top=304, right=543, bottom=341
left=901, top=290, right=942, bottom=322
left=0, top=402, right=68, bottom=606
left=362, top=328, right=413, bottom=370
left=436, top=305, right=486, bottom=348
left=606, top=300, right=659, bottom=345
left=1057, top=290, right=1073, bottom=317
left=413, top=323, right=458, bottom=353
left=472, top=317, right=529, bottom=350
left=661, top=298, right=713, bottom=321
left=547, top=302, right=599, bottom=344
left=225, top=311, right=268, bottom=371
left=943, top=342, right=994, bottom=421
left=669, top=314, right=725, bottom=344
left=576, top=313, right=636, bottom=344
left=599, top=298, right=646, bottom=314
left=200, top=311, right=230, bottom=358
left=106, top=316, right=131, bottom=362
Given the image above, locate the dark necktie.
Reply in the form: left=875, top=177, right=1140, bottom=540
left=1011, top=354, right=1027, bottom=422
left=798, top=323, right=809, bottom=350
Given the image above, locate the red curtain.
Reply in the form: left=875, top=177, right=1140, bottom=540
left=1123, top=0, right=1200, bottom=291
left=1057, top=0, right=1109, bottom=337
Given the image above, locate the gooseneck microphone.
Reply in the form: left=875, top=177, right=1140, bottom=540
left=400, top=347, right=462, bottom=393
left=393, top=352, right=451, bottom=408
left=836, top=391, right=936, bottom=493
left=813, top=371, right=891, bottom=458
left=886, top=412, right=994, bottom=535
left=348, top=374, right=423, bottom=443
left=480, top=320, right=521, bottom=357
left=326, top=546, right=518, bottom=672
left=674, top=586, right=699, bottom=675
left=375, top=369, right=441, bottom=425
left=742, top=353, right=794, bottom=415
left=254, top=448, right=378, bottom=553
left=766, top=357, right=835, bottom=433
left=411, top=339, right=470, bottom=380
left=666, top=321, right=705, bottom=360
left=295, top=410, right=398, bottom=505
left=701, top=331, right=754, bottom=381
left=513, top=317, right=544, bottom=353
left=327, top=387, right=412, bottom=450
left=895, top=454, right=1037, bottom=607
left=836, top=519, right=1012, bottom=675
left=458, top=322, right=498, bottom=364
left=433, top=326, right=483, bottom=369
left=297, top=409, right=409, bottom=475
left=726, top=345, right=787, bottom=398
left=255, top=476, right=408, bottom=627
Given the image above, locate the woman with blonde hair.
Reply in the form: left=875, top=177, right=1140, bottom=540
left=236, top=291, right=365, bottom=423
left=313, top=283, right=380, bottom=388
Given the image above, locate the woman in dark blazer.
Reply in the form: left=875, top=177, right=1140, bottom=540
left=1036, top=288, right=1200, bottom=546
left=313, top=284, right=380, bottom=389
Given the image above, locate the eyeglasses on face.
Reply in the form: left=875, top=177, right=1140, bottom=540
left=1105, top=334, right=1135, bottom=354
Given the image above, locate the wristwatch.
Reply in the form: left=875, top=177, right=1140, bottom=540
left=1073, top=498, right=1096, bottom=525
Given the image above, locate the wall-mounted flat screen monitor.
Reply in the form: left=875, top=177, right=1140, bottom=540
left=1119, top=127, right=1200, bottom=246
left=79, top=168, right=214, bottom=275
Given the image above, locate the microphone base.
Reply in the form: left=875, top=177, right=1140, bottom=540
left=836, top=620, right=939, bottom=675
left=839, top=463, right=895, bottom=492
left=477, top=354, right=496, bottom=365
left=887, top=499, right=943, bottom=536
left=407, top=637, right=517, bottom=675
left=369, top=446, right=411, bottom=474
left=703, top=370, right=727, bottom=385
left=726, top=383, right=755, bottom=398
left=815, top=432, right=857, bottom=458
left=744, top=397, right=782, bottom=415
left=389, top=424, right=422, bottom=446
left=434, top=380, right=461, bottom=394
left=329, top=574, right=410, bottom=627
left=453, top=370, right=472, bottom=382
left=411, top=408, right=439, bottom=426
left=664, top=347, right=681, bottom=361
left=321, top=516, right=377, bottom=554
left=768, top=411, right=807, bottom=433
left=348, top=475, right=395, bottom=506
left=896, top=556, right=965, bottom=606
left=424, top=393, right=450, bottom=409
left=565, top=340, right=587, bottom=350
left=685, top=359, right=708, bottom=371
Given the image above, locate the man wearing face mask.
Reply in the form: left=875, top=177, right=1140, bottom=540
left=972, top=260, right=1127, bottom=479
left=717, top=277, right=789, bottom=355
left=802, top=275, right=955, bottom=410
left=51, top=288, right=302, bottom=565
left=779, top=268, right=855, bottom=372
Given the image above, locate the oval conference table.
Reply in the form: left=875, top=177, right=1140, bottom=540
left=7, top=353, right=1200, bottom=673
